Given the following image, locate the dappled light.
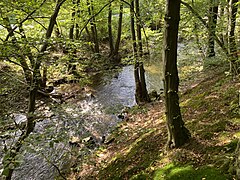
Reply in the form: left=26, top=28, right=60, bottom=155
left=0, top=0, right=239, bottom=179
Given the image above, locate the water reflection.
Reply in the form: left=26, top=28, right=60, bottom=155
left=3, top=62, right=164, bottom=180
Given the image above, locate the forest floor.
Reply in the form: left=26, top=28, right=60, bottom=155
left=69, top=59, right=240, bottom=180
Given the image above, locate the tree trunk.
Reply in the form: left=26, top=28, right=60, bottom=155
left=139, top=62, right=149, bottom=102
left=108, top=0, right=114, bottom=56
left=207, top=1, right=218, bottom=57
left=130, top=0, right=141, bottom=104
left=163, top=0, right=191, bottom=149
left=87, top=0, right=99, bottom=53
left=111, top=1, right=123, bottom=63
left=3, top=17, right=32, bottom=85
left=69, top=0, right=76, bottom=40
left=181, top=1, right=228, bottom=55
left=75, top=0, right=80, bottom=39
left=1, top=1, right=66, bottom=179
left=219, top=3, right=225, bottom=45
left=135, top=0, right=143, bottom=56
left=229, top=0, right=239, bottom=75
left=85, top=26, right=95, bottom=52
left=135, top=0, right=149, bottom=102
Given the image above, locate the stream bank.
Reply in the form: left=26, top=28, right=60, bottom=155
left=0, top=62, right=163, bottom=179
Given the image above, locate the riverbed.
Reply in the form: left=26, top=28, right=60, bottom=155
left=0, top=61, right=163, bottom=179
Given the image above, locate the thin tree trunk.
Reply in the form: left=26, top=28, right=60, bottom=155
left=207, top=1, right=218, bottom=57
left=219, top=3, right=225, bottom=45
left=139, top=62, right=149, bottom=102
left=75, top=0, right=80, bottom=39
left=229, top=0, right=239, bottom=75
left=19, top=24, right=35, bottom=67
left=55, top=21, right=61, bottom=38
left=91, top=1, right=99, bottom=53
left=135, top=0, right=149, bottom=102
left=115, top=1, right=123, bottom=53
left=85, top=26, right=95, bottom=52
left=181, top=1, right=228, bottom=55
left=164, top=0, right=191, bottom=149
left=130, top=1, right=137, bottom=58
left=111, top=1, right=123, bottom=63
left=135, top=0, right=143, bottom=56
left=2, top=1, right=66, bottom=178
left=87, top=0, right=99, bottom=53
left=69, top=0, right=76, bottom=40
left=108, top=0, right=114, bottom=56
left=3, top=17, right=32, bottom=85
left=130, top=0, right=141, bottom=104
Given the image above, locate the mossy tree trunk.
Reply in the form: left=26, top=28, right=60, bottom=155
left=163, top=0, right=191, bottom=149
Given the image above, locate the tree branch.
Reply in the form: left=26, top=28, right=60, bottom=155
left=181, top=1, right=228, bottom=55
left=79, top=0, right=116, bottom=36
left=4, top=0, right=48, bottom=41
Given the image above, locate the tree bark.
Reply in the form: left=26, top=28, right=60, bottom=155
left=69, top=0, right=76, bottom=40
left=108, top=0, right=114, bottom=56
left=229, top=0, right=239, bottom=75
left=135, top=0, right=149, bottom=102
left=164, top=0, right=191, bottom=149
left=207, top=1, right=218, bottom=57
left=130, top=0, right=141, bottom=104
left=135, top=0, right=143, bottom=56
left=87, top=0, right=99, bottom=53
left=75, top=0, right=80, bottom=39
left=111, top=1, right=123, bottom=63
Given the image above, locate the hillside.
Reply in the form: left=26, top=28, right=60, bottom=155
left=69, top=62, right=240, bottom=180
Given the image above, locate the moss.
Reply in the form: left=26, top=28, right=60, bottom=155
left=98, top=131, right=164, bottom=180
left=130, top=173, right=149, bottom=180
left=224, top=139, right=238, bottom=153
left=153, top=163, right=230, bottom=180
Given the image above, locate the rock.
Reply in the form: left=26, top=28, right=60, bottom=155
left=105, top=137, right=115, bottom=145
left=69, top=136, right=81, bottom=147
left=12, top=113, right=27, bottom=129
left=149, top=90, right=161, bottom=101
left=44, top=86, right=54, bottom=93
left=82, top=136, right=96, bottom=149
left=117, top=114, right=125, bottom=119
left=113, top=74, right=119, bottom=79
left=101, top=136, right=106, bottom=144
left=86, top=93, right=95, bottom=100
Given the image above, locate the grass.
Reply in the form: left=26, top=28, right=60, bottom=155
left=67, top=57, right=240, bottom=180
left=153, top=163, right=230, bottom=180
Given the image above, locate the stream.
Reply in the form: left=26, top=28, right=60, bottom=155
left=0, top=62, right=163, bottom=179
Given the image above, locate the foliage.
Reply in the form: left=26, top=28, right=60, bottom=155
left=0, top=0, right=239, bottom=179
